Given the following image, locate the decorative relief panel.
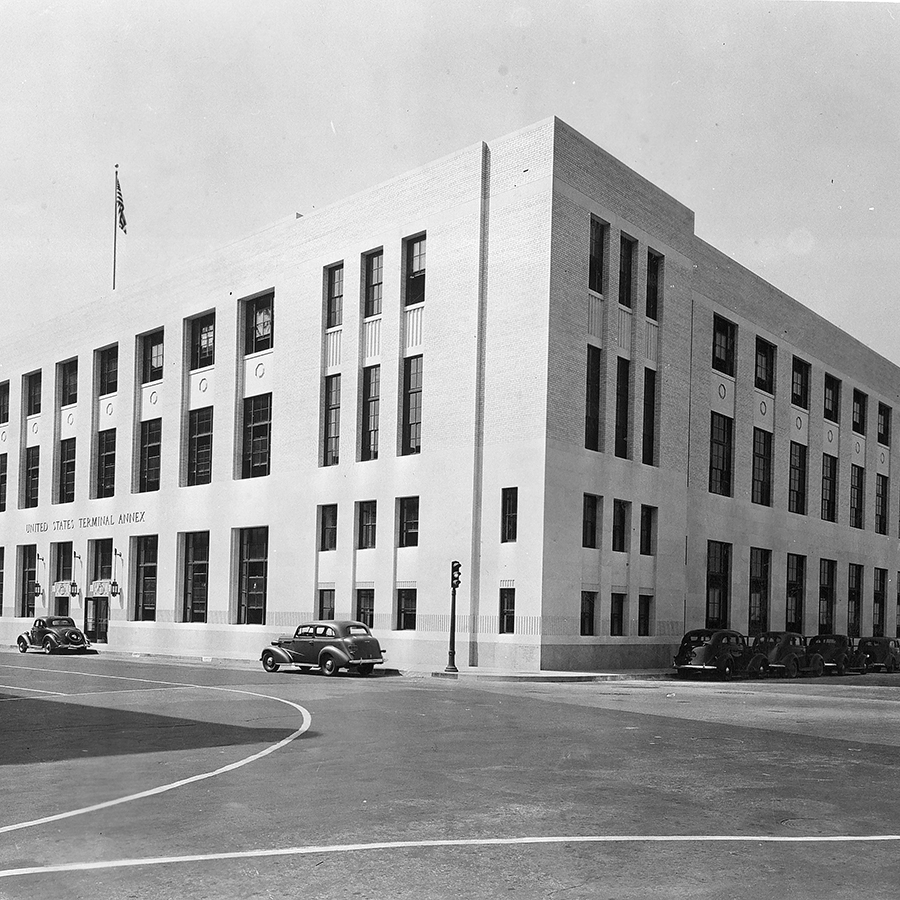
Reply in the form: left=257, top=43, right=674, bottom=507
left=616, top=306, right=632, bottom=355
left=644, top=320, right=658, bottom=363
left=140, top=383, right=163, bottom=422
left=588, top=294, right=603, bottom=341
left=189, top=369, right=215, bottom=411
left=242, top=349, right=274, bottom=397
left=752, top=390, right=775, bottom=433
left=791, top=408, right=809, bottom=446
left=877, top=443, right=891, bottom=477
left=404, top=305, right=423, bottom=352
left=60, top=405, right=78, bottom=440
left=25, top=413, right=41, bottom=448
left=710, top=374, right=736, bottom=418
left=822, top=422, right=841, bottom=457
left=324, top=328, right=342, bottom=369
left=363, top=317, right=381, bottom=360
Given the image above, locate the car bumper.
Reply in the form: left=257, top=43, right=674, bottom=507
left=674, top=664, right=717, bottom=671
left=348, top=658, right=384, bottom=665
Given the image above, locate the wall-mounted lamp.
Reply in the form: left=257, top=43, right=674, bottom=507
left=33, top=583, right=42, bottom=598
left=69, top=581, right=79, bottom=597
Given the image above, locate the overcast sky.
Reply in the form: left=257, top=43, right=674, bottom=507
left=2, top=0, right=898, bottom=363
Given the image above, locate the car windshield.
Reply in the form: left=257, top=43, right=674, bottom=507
left=347, top=625, right=370, bottom=636
left=810, top=637, right=837, bottom=647
left=47, top=618, right=75, bottom=627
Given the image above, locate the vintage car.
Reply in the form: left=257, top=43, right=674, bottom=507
left=17, top=617, right=92, bottom=654
left=261, top=620, right=385, bottom=676
left=806, top=634, right=867, bottom=675
left=858, top=636, right=900, bottom=673
left=673, top=628, right=767, bottom=679
left=750, top=631, right=824, bottom=678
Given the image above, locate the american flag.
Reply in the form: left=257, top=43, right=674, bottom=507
left=115, top=173, right=127, bottom=234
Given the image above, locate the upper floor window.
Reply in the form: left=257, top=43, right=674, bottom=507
left=60, top=359, right=78, bottom=407
left=823, top=373, right=841, bottom=423
left=405, top=235, right=425, bottom=306
left=852, top=389, right=867, bottom=435
left=646, top=250, right=661, bottom=320
left=589, top=218, right=606, bottom=294
left=618, top=234, right=635, bottom=309
left=712, top=315, right=736, bottom=377
left=398, top=496, right=419, bottom=548
left=401, top=356, right=423, bottom=456
left=141, top=329, right=164, bottom=384
left=245, top=292, right=274, bottom=355
left=242, top=393, right=272, bottom=478
left=326, top=264, right=343, bottom=329
left=791, top=357, right=810, bottom=409
left=0, top=381, right=8, bottom=424
left=878, top=402, right=892, bottom=446
left=755, top=337, right=775, bottom=394
left=501, top=487, right=518, bottom=543
left=190, top=313, right=215, bottom=370
left=98, top=346, right=118, bottom=396
left=358, top=500, right=377, bottom=550
left=25, top=371, right=41, bottom=416
left=364, top=251, right=383, bottom=318
left=320, top=504, right=337, bottom=551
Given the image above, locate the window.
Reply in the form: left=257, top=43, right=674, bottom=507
left=356, top=589, right=374, bottom=628
left=646, top=251, right=661, bottom=320
left=187, top=407, right=213, bottom=486
left=612, top=499, right=629, bottom=553
left=141, top=330, right=164, bottom=384
left=589, top=218, right=606, bottom=294
left=748, top=548, right=771, bottom=637
left=60, top=359, right=78, bottom=406
left=852, top=389, right=867, bottom=435
left=138, top=419, right=162, bottom=493
left=405, top=234, right=426, bottom=306
left=358, top=501, right=377, bottom=550
left=318, top=589, right=335, bottom=620
left=244, top=292, right=274, bottom=355
left=0, top=381, right=8, bottom=424
left=818, top=558, right=836, bottom=634
left=755, top=338, right=776, bottom=393
left=361, top=365, right=380, bottom=461
left=610, top=593, right=626, bottom=636
left=320, top=504, right=337, bottom=551
left=821, top=454, right=838, bottom=522
left=501, top=487, right=518, bottom=543
left=824, top=373, right=841, bottom=423
left=23, top=446, right=39, bottom=508
left=709, top=413, right=734, bottom=496
left=20, top=544, right=38, bottom=618
left=751, top=429, right=773, bottom=506
left=398, top=497, right=419, bottom=548
left=364, top=251, right=383, bottom=318
left=96, top=430, right=116, bottom=498
left=585, top=345, right=601, bottom=451
left=639, top=505, right=656, bottom=556
left=638, top=595, right=653, bottom=636
left=92, top=538, right=113, bottom=581
left=876, top=474, right=889, bottom=535
left=326, top=264, right=343, bottom=328
left=237, top=526, right=268, bottom=625
left=323, top=375, right=341, bottom=466
left=583, top=494, right=600, bottom=549
left=712, top=315, right=736, bottom=377
left=242, top=394, right=272, bottom=478
left=580, top=591, right=596, bottom=636
left=874, top=568, right=887, bottom=638
left=58, top=438, right=76, bottom=503
left=397, top=589, right=417, bottom=630
left=850, top=464, right=865, bottom=529
left=0, top=453, right=7, bottom=512
left=190, top=313, right=215, bottom=370
left=786, top=554, right=805, bottom=634
left=134, top=535, right=158, bottom=621
left=788, top=442, right=807, bottom=515
left=614, top=357, right=629, bottom=459
left=642, top=368, right=656, bottom=465
left=847, top=563, right=863, bottom=638
left=878, top=402, right=892, bottom=446
left=25, top=371, right=41, bottom=416
left=183, top=531, right=209, bottom=623
left=401, top=356, right=423, bottom=455
left=706, top=541, right=731, bottom=629
left=0, top=548, right=4, bottom=611
left=98, top=346, right=118, bottom=396
left=618, top=235, right=634, bottom=308
left=499, top=588, right=515, bottom=634
left=53, top=542, right=73, bottom=615
left=791, top=357, right=810, bottom=409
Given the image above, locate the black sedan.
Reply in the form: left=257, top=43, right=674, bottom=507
left=858, top=636, right=900, bottom=673
left=261, top=620, right=385, bottom=676
left=17, top=617, right=92, bottom=654
left=807, top=634, right=867, bottom=675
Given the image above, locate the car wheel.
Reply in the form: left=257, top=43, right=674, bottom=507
left=747, top=656, right=766, bottom=679
left=16, top=638, right=28, bottom=653
left=42, top=638, right=55, bottom=655
left=810, top=656, right=824, bottom=678
left=888, top=659, right=897, bottom=674
left=358, top=663, right=374, bottom=676
left=836, top=657, right=847, bottom=677
left=786, top=658, right=799, bottom=679
left=719, top=659, right=733, bottom=681
left=320, top=655, right=339, bottom=677
left=261, top=652, right=280, bottom=673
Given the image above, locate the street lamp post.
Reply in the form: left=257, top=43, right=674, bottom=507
left=446, top=560, right=461, bottom=673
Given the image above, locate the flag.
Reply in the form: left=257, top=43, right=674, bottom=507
left=116, top=173, right=127, bottom=234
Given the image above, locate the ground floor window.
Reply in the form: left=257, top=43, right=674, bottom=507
left=237, top=527, right=268, bottom=625
left=748, top=548, right=770, bottom=637
left=19, top=544, right=37, bottom=617
left=499, top=588, right=515, bottom=634
left=580, top=591, right=596, bottom=636
left=818, top=558, right=836, bottom=634
left=356, top=589, right=374, bottom=628
left=638, top=595, right=653, bottom=636
left=786, top=554, right=805, bottom=633
left=847, top=563, right=863, bottom=638
left=183, top=531, right=209, bottom=623
left=874, top=568, right=887, bottom=638
left=318, top=589, right=335, bottom=620
left=134, top=535, right=158, bottom=621
left=610, top=592, right=626, bottom=636
left=397, top=589, right=416, bottom=630
left=706, top=541, right=731, bottom=629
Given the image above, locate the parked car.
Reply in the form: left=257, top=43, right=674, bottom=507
left=750, top=631, right=824, bottom=678
left=806, top=634, right=867, bottom=675
left=673, top=629, right=767, bottom=679
left=261, top=620, right=385, bottom=676
left=17, top=617, right=92, bottom=654
left=858, top=636, right=900, bottom=673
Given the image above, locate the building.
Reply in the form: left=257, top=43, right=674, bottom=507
left=1, top=117, right=898, bottom=670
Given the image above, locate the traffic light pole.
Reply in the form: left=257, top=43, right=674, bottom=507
left=445, top=584, right=458, bottom=673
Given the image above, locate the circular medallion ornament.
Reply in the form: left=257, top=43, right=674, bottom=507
left=67, top=413, right=75, bottom=425
left=881, top=451, right=886, bottom=464
left=106, top=402, right=114, bottom=416
left=150, top=391, right=158, bottom=405
left=827, top=429, right=834, bottom=443
left=796, top=416, right=802, bottom=430
left=0, top=431, right=6, bottom=443
left=31, top=421, right=38, bottom=434
left=759, top=400, right=767, bottom=416
left=199, top=377, right=208, bottom=393
left=255, top=363, right=265, bottom=379
left=718, top=383, right=726, bottom=400
left=856, top=441, right=861, bottom=454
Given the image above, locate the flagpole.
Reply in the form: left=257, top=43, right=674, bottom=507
left=113, top=164, right=119, bottom=291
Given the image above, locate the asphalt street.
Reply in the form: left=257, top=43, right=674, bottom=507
left=1, top=650, right=899, bottom=899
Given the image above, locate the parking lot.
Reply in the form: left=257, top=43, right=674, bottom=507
left=1, top=651, right=900, bottom=899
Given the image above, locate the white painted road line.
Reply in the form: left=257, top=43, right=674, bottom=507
left=0, top=683, right=65, bottom=696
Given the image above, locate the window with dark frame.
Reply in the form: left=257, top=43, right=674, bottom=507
left=878, top=402, right=892, bottom=446
left=850, top=464, right=865, bottom=529
left=244, top=293, right=274, bottom=355
left=60, top=360, right=78, bottom=406
left=323, top=374, right=341, bottom=466
left=183, top=531, right=209, bottom=623
left=242, top=394, right=272, bottom=479
left=237, top=526, right=268, bottom=625
left=21, top=544, right=37, bottom=618
left=98, top=346, right=118, bottom=396
left=580, top=591, right=596, bottom=636
left=499, top=588, right=515, bottom=634
left=134, top=535, right=158, bottom=622
left=405, top=235, right=426, bottom=306
left=187, top=407, right=213, bottom=486
left=358, top=500, right=377, bottom=550
left=58, top=438, right=75, bottom=504
left=786, top=553, right=805, bottom=634
left=848, top=563, right=863, bottom=638
left=141, top=330, right=164, bottom=384
left=712, top=315, right=736, bottom=377
left=755, top=337, right=776, bottom=393
left=0, top=453, right=6, bottom=512
left=138, top=419, right=162, bottom=493
left=582, top=494, right=600, bottom=549
left=25, top=371, right=41, bottom=416
left=614, top=357, right=629, bottom=459
left=639, top=505, right=656, bottom=556
left=397, top=588, right=416, bottom=630
left=706, top=541, right=731, bottom=629
left=709, top=412, right=734, bottom=496
left=610, top=593, right=626, bottom=636
left=824, top=373, right=841, bottom=423
left=53, top=541, right=73, bottom=616
left=501, top=487, right=518, bottom=543
left=876, top=474, right=889, bottom=535
left=0, top=382, right=8, bottom=424
left=585, top=345, right=601, bottom=451
left=24, top=446, right=39, bottom=508
left=190, top=313, right=215, bottom=371
left=818, top=558, right=836, bottom=634
left=589, top=218, right=606, bottom=294
left=821, top=453, right=838, bottom=522
left=96, top=429, right=116, bottom=498
left=748, top=547, right=770, bottom=637
left=326, top=264, right=344, bottom=329
left=320, top=504, right=337, bottom=552
left=93, top=539, right=113, bottom=581
left=642, top=367, right=657, bottom=465
left=874, top=568, right=887, bottom=638
left=401, top=356, right=423, bottom=455
left=398, top=496, right=419, bottom=548
left=788, top=442, right=808, bottom=515
left=356, top=589, right=375, bottom=628
left=318, top=589, right=335, bottom=620
left=638, top=595, right=653, bottom=636
left=646, top=251, right=661, bottom=320
left=618, top=235, right=634, bottom=308
left=852, top=389, right=867, bottom=435
left=361, top=365, right=380, bottom=461
left=791, top=357, right=810, bottom=409
left=364, top=251, right=383, bottom=318
left=751, top=428, right=773, bottom=506
left=612, top=499, right=629, bottom=552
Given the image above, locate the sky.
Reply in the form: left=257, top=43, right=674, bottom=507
left=2, top=0, right=898, bottom=363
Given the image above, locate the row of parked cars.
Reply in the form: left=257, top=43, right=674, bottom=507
left=674, top=629, right=900, bottom=680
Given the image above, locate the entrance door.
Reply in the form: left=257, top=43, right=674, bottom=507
left=84, top=597, right=109, bottom=643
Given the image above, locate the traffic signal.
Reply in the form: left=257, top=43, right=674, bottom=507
left=451, top=560, right=462, bottom=589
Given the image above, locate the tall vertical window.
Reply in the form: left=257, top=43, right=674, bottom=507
left=748, top=548, right=771, bottom=637
left=398, top=496, right=419, bottom=548
left=612, top=499, right=629, bottom=552
left=0, top=548, right=5, bottom=611
left=361, top=365, right=380, bottom=461
left=878, top=402, right=892, bottom=446
left=25, top=371, right=41, bottom=416
left=618, top=235, right=634, bottom=308
left=96, top=429, right=116, bottom=498
left=53, top=541, right=73, bottom=616
left=21, top=544, right=38, bottom=618
left=60, top=359, right=78, bottom=406
left=134, top=535, right=158, bottom=622
left=405, top=235, right=426, bottom=306
left=754, top=338, right=776, bottom=393
left=585, top=345, right=601, bottom=451
left=638, top=595, right=653, bottom=636
left=639, top=505, right=656, bottom=556
left=850, top=464, right=865, bottom=529
left=93, top=539, right=113, bottom=581
left=24, top=446, right=40, bottom=508
left=326, top=264, right=344, bottom=329
left=786, top=554, right=805, bottom=633
left=791, top=357, right=810, bottom=409
left=138, top=419, right=162, bottom=492
left=788, top=442, right=808, bottom=515
left=244, top=293, right=274, bottom=355
left=237, top=526, right=268, bottom=625
left=852, top=389, right=867, bottom=435
left=874, top=568, right=887, bottom=638
left=320, top=504, right=337, bottom=551
left=712, top=315, right=736, bottom=377
left=847, top=563, right=863, bottom=638
left=823, top=373, right=841, bottom=423
left=323, top=375, right=341, bottom=466
left=0, top=453, right=7, bottom=512
left=751, top=428, right=773, bottom=506
left=588, top=218, right=606, bottom=294
left=876, top=474, right=889, bottom=535
left=358, top=500, right=377, bottom=550
left=318, top=589, right=335, bottom=620
left=364, top=251, right=383, bottom=318
left=610, top=593, right=626, bottom=636
left=0, top=381, right=8, bottom=424
left=706, top=541, right=731, bottom=629
left=818, top=558, right=836, bottom=634
left=141, top=330, right=164, bottom=384
left=582, top=494, right=600, bottom=549
left=190, top=313, right=215, bottom=370
left=642, top=368, right=657, bottom=465
left=397, top=589, right=417, bottom=630
left=187, top=407, right=213, bottom=486
left=98, top=346, right=118, bottom=396
left=401, top=356, right=423, bottom=455
left=356, top=589, right=375, bottom=628
left=709, top=413, right=734, bottom=496
left=614, top=357, right=629, bottom=459
left=580, top=591, right=596, bottom=636
left=499, top=588, right=515, bottom=634
left=821, top=454, right=838, bottom=522
left=501, top=487, right=518, bottom=543
left=645, top=251, right=661, bottom=320
left=183, top=531, right=209, bottom=623
left=58, top=438, right=76, bottom=503
left=242, top=394, right=272, bottom=478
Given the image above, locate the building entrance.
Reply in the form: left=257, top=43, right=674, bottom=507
left=84, top=597, right=109, bottom=643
